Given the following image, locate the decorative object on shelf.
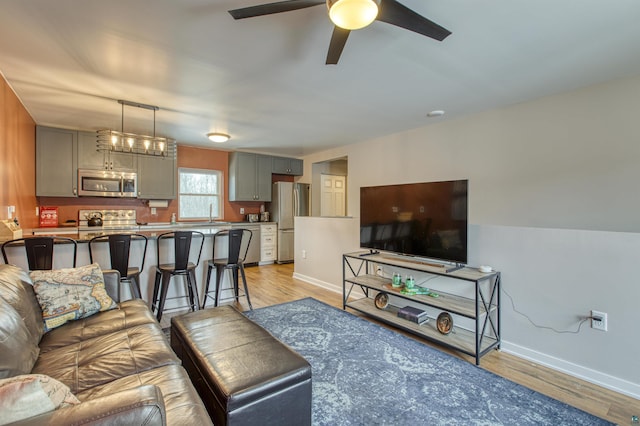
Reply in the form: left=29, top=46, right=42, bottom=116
left=437, top=312, right=453, bottom=335
left=401, top=287, right=439, bottom=297
left=397, top=306, right=429, bottom=324
left=405, top=275, right=415, bottom=289
left=374, top=292, right=389, bottom=310
left=391, top=272, right=402, bottom=287
left=97, top=100, right=176, bottom=159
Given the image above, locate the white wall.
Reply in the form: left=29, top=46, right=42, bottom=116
left=295, top=74, right=640, bottom=398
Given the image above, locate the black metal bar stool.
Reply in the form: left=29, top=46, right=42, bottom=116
left=151, top=230, right=204, bottom=321
left=1, top=236, right=77, bottom=270
left=201, top=228, right=253, bottom=310
left=88, top=233, right=148, bottom=301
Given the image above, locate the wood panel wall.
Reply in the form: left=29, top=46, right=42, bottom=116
left=0, top=74, right=38, bottom=229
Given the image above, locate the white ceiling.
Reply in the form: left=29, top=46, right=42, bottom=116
left=1, top=1, right=640, bottom=157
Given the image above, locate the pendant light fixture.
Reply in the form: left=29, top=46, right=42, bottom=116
left=97, top=100, right=176, bottom=159
left=327, top=0, right=380, bottom=30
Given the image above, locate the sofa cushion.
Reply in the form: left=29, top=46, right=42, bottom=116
left=38, top=299, right=158, bottom=354
left=32, top=323, right=180, bottom=393
left=76, top=364, right=212, bottom=426
left=21, top=385, right=167, bottom=426
left=0, top=373, right=80, bottom=425
left=29, top=263, right=117, bottom=332
left=0, top=297, right=40, bottom=379
left=0, top=264, right=44, bottom=343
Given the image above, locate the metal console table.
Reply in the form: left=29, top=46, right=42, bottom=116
left=343, top=251, right=501, bottom=365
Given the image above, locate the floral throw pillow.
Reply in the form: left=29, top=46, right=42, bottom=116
left=29, top=263, right=117, bottom=332
left=0, top=374, right=80, bottom=425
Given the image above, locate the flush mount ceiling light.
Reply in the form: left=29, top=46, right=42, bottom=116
left=207, top=132, right=231, bottom=143
left=427, top=110, right=445, bottom=117
left=97, top=100, right=175, bottom=159
left=327, top=0, right=379, bottom=30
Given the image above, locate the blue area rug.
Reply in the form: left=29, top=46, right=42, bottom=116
left=244, top=297, right=612, bottom=426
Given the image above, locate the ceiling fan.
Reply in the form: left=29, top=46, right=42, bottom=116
left=228, top=0, right=451, bottom=64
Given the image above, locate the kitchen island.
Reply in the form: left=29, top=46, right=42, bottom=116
left=5, top=221, right=275, bottom=313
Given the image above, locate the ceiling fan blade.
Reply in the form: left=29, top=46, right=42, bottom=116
left=376, top=0, right=451, bottom=41
left=229, top=0, right=324, bottom=20
left=326, top=26, right=351, bottom=65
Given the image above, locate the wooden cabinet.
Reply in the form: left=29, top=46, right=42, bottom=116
left=137, top=155, right=177, bottom=199
left=272, top=156, right=303, bottom=175
left=260, top=224, right=277, bottom=264
left=342, top=252, right=501, bottom=365
left=78, top=131, right=136, bottom=171
left=229, top=152, right=272, bottom=201
left=36, top=126, right=78, bottom=197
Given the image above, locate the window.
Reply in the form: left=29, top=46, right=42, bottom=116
left=178, top=168, right=222, bottom=220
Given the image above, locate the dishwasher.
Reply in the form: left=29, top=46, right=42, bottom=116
left=234, top=224, right=261, bottom=266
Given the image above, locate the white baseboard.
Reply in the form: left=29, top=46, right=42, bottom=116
left=292, top=272, right=343, bottom=295
left=501, top=341, right=640, bottom=400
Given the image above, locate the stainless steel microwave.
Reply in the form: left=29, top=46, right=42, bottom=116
left=78, top=169, right=137, bottom=198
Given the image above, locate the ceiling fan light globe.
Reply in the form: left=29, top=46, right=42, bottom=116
left=328, top=0, right=379, bottom=30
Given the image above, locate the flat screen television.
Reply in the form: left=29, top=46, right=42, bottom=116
left=360, top=180, right=468, bottom=264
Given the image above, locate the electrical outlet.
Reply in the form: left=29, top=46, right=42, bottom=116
left=591, top=310, right=608, bottom=331
left=151, top=207, right=157, bottom=215
left=240, top=208, right=245, bottom=215
left=302, top=249, right=307, bottom=259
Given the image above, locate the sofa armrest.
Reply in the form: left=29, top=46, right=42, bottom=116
left=101, top=268, right=122, bottom=302
left=8, top=385, right=166, bottom=426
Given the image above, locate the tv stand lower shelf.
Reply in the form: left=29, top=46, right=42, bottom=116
left=342, top=251, right=501, bottom=365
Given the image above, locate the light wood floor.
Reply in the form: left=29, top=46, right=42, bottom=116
left=194, top=263, right=640, bottom=425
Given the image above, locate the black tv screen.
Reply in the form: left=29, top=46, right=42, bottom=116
left=360, top=180, right=468, bottom=264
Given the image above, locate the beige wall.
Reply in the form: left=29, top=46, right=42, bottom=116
left=296, top=74, right=640, bottom=398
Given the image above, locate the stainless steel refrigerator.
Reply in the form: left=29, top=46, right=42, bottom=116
left=270, top=182, right=310, bottom=263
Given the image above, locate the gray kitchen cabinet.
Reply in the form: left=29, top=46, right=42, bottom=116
left=137, top=155, right=177, bottom=199
left=78, top=131, right=136, bottom=171
left=36, top=126, right=78, bottom=197
left=229, top=152, right=272, bottom=201
left=272, top=156, right=303, bottom=175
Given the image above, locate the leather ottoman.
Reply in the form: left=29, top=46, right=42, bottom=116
left=170, top=306, right=312, bottom=426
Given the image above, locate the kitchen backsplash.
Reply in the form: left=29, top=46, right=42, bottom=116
left=36, top=197, right=265, bottom=226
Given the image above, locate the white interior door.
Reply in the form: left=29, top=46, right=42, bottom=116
left=320, top=174, right=346, bottom=217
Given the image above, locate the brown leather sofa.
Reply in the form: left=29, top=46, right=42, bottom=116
left=0, top=263, right=212, bottom=425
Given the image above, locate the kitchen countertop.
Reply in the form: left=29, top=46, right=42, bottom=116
left=27, top=221, right=276, bottom=242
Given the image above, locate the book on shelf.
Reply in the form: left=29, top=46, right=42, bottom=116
left=397, top=306, right=429, bottom=324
